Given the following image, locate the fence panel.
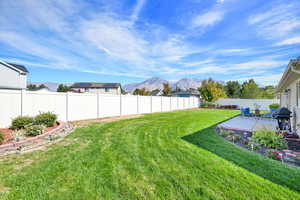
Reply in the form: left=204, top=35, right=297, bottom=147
left=68, top=93, right=97, bottom=121
left=138, top=96, right=151, bottom=114
left=152, top=96, right=162, bottom=113
left=121, top=95, right=138, bottom=115
left=24, top=91, right=67, bottom=121
left=214, top=98, right=279, bottom=110
left=162, top=97, right=171, bottom=112
left=171, top=97, right=178, bottom=111
left=99, top=94, right=120, bottom=118
left=0, top=90, right=21, bottom=128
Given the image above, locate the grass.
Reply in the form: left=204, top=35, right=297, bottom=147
left=0, top=109, right=300, bottom=199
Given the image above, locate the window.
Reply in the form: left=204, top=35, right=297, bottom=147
left=105, top=88, right=110, bottom=92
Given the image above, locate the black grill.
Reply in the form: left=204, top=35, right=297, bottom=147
left=273, top=107, right=292, bottom=131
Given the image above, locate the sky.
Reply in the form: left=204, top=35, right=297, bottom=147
left=0, top=0, right=300, bottom=86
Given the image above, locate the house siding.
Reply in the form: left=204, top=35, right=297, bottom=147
left=0, top=63, right=27, bottom=89
left=280, top=78, right=300, bottom=133
left=72, top=87, right=121, bottom=95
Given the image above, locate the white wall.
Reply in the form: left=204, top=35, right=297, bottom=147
left=214, top=98, right=280, bottom=110
left=0, top=63, right=27, bottom=89
left=0, top=90, right=200, bottom=128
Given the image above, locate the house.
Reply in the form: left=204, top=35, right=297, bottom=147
left=70, top=82, right=121, bottom=95
left=277, top=56, right=300, bottom=132
left=172, top=89, right=200, bottom=97
left=0, top=60, right=28, bottom=90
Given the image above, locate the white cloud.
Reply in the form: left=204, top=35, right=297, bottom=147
left=276, top=35, right=300, bottom=46
left=130, top=0, right=146, bottom=24
left=192, top=10, right=224, bottom=28
left=232, top=60, right=287, bottom=70
left=236, top=74, right=282, bottom=85
left=248, top=3, right=300, bottom=40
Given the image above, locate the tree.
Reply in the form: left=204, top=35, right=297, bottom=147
left=162, top=83, right=172, bottom=96
left=27, top=84, right=48, bottom=91
left=225, top=81, right=241, bottom=98
left=261, top=85, right=276, bottom=99
left=57, top=84, right=70, bottom=92
left=240, top=79, right=262, bottom=99
left=133, top=88, right=150, bottom=96
left=199, top=78, right=226, bottom=102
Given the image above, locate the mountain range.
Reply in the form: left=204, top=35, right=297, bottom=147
left=28, top=77, right=202, bottom=92
left=123, top=77, right=202, bottom=92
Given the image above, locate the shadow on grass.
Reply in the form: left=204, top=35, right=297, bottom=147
left=182, top=124, right=300, bottom=193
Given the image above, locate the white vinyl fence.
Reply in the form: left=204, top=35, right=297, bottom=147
left=214, top=98, right=280, bottom=110
left=0, top=89, right=200, bottom=128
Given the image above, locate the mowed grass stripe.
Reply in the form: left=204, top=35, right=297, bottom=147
left=0, top=109, right=299, bottom=199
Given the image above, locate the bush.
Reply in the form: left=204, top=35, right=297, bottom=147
left=219, top=129, right=234, bottom=137
left=269, top=103, right=280, bottom=110
left=35, top=112, right=57, bottom=127
left=252, top=129, right=288, bottom=150
left=0, top=131, right=4, bottom=144
left=25, top=125, right=44, bottom=136
left=11, top=116, right=34, bottom=130
left=266, top=149, right=281, bottom=160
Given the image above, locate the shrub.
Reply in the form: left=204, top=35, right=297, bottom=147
left=248, top=141, right=261, bottom=151
left=219, top=129, right=234, bottom=137
left=25, top=125, right=44, bottom=136
left=0, top=131, right=4, bottom=144
left=252, top=129, right=288, bottom=150
left=12, top=130, right=25, bottom=142
left=266, top=149, right=280, bottom=160
left=11, top=116, right=34, bottom=130
left=269, top=103, right=280, bottom=110
left=35, top=112, right=57, bottom=127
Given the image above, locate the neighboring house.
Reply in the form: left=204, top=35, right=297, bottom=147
left=277, top=56, right=300, bottom=132
left=172, top=89, right=200, bottom=97
left=70, top=82, right=121, bottom=95
left=0, top=60, right=28, bottom=90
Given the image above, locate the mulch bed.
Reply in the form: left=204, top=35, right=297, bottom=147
left=0, top=122, right=60, bottom=146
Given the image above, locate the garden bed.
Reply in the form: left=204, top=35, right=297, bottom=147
left=216, top=127, right=300, bottom=168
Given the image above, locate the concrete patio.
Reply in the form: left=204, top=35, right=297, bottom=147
left=217, top=116, right=277, bottom=133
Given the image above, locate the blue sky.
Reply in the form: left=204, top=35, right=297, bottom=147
left=1, top=0, right=300, bottom=85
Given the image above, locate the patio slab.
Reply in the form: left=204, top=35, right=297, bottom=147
left=217, top=116, right=277, bottom=133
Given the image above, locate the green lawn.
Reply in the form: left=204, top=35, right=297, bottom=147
left=1, top=109, right=300, bottom=199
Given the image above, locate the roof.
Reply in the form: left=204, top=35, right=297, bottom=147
left=0, top=60, right=29, bottom=74
left=8, top=63, right=29, bottom=73
left=71, top=82, right=121, bottom=88
left=277, top=57, right=300, bottom=92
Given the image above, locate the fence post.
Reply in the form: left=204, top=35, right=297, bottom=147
left=20, top=89, right=26, bottom=116
left=66, top=92, right=69, bottom=122
left=150, top=96, right=152, bottom=113
left=161, top=96, right=163, bottom=112
left=170, top=97, right=172, bottom=111
left=177, top=97, right=179, bottom=110
left=97, top=93, right=100, bottom=118
left=137, top=95, right=139, bottom=114
left=119, top=93, right=122, bottom=116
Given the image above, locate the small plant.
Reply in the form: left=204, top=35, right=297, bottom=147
left=11, top=116, right=34, bottom=130
left=0, top=131, right=4, bottom=144
left=248, top=141, right=261, bottom=151
left=269, top=103, right=280, bottom=110
left=252, top=129, right=288, bottom=150
left=35, top=112, right=57, bottom=127
left=219, top=129, right=233, bottom=137
left=25, top=125, right=44, bottom=136
left=266, top=149, right=280, bottom=160
left=12, top=130, right=25, bottom=142
left=295, top=157, right=300, bottom=166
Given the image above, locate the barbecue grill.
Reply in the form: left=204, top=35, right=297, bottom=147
left=273, top=107, right=292, bottom=131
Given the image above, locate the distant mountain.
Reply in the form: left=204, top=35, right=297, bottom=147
left=123, top=77, right=202, bottom=92
left=123, top=77, right=168, bottom=92
left=28, top=82, right=61, bottom=91
left=174, top=78, right=202, bottom=91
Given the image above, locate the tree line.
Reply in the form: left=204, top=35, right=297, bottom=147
left=199, top=78, right=276, bottom=103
